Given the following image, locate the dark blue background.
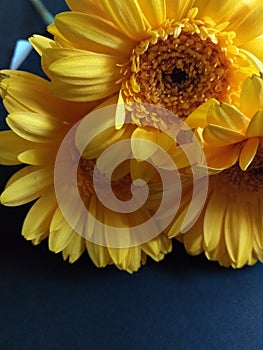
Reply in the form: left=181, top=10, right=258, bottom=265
left=0, top=2, right=262, bottom=349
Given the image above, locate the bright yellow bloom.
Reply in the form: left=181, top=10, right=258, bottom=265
left=168, top=74, right=263, bottom=268
left=30, top=0, right=263, bottom=128
left=0, top=70, right=171, bottom=273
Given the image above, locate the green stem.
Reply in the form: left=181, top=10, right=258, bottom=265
left=29, top=0, right=54, bottom=25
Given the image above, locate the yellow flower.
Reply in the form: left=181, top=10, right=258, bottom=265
left=0, top=70, right=171, bottom=273
left=30, top=0, right=263, bottom=128
left=168, top=74, right=263, bottom=268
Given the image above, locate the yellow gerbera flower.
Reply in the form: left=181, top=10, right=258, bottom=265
left=168, top=74, right=263, bottom=268
left=0, top=70, right=171, bottom=273
left=30, top=0, right=263, bottom=128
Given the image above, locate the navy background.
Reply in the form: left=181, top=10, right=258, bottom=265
left=0, top=1, right=263, bottom=349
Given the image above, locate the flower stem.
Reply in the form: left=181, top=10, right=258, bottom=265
left=28, top=0, right=54, bottom=25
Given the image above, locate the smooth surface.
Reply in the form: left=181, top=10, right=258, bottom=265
left=0, top=1, right=263, bottom=349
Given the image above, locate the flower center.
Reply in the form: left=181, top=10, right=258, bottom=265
left=165, top=68, right=188, bottom=84
left=120, top=16, right=258, bottom=127
left=77, top=157, right=133, bottom=207
left=220, top=147, right=263, bottom=193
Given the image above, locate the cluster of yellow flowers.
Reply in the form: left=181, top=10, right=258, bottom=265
left=1, top=0, right=263, bottom=272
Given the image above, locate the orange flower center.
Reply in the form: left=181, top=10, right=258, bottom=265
left=120, top=17, right=258, bottom=127
left=77, top=157, right=133, bottom=206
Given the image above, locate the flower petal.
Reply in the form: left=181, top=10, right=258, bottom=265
left=166, top=0, right=195, bottom=21
left=203, top=188, right=227, bottom=251
left=184, top=99, right=218, bottom=129
left=204, top=144, right=240, bottom=169
left=50, top=78, right=120, bottom=102
left=18, top=146, right=57, bottom=165
left=240, top=74, right=263, bottom=118
left=253, top=198, right=263, bottom=250
left=66, top=0, right=107, bottom=18
left=224, top=199, right=252, bottom=268
left=241, top=36, right=263, bottom=62
left=246, top=110, right=263, bottom=138
left=139, top=0, right=166, bottom=28
left=22, top=191, right=57, bottom=241
left=207, top=103, right=250, bottom=132
left=54, top=12, right=136, bottom=55
left=29, top=35, right=55, bottom=56
left=131, top=127, right=159, bottom=161
left=6, top=112, right=66, bottom=143
left=62, top=232, right=86, bottom=263
left=195, top=0, right=240, bottom=23
left=229, top=0, right=263, bottom=45
left=0, top=70, right=95, bottom=122
left=239, top=137, right=259, bottom=170
left=48, top=53, right=121, bottom=85
left=86, top=241, right=112, bottom=268
left=121, top=246, right=144, bottom=273
left=100, top=0, right=149, bottom=40
left=142, top=234, right=172, bottom=261
left=49, top=211, right=75, bottom=253
left=203, top=124, right=245, bottom=146
left=0, top=131, right=32, bottom=165
left=1, top=167, right=53, bottom=206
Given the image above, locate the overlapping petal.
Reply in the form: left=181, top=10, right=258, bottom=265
left=99, top=0, right=149, bottom=40
left=54, top=12, right=136, bottom=55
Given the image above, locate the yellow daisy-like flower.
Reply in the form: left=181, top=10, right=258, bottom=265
left=0, top=70, right=171, bottom=273
left=30, top=0, right=263, bottom=128
left=168, top=74, right=263, bottom=268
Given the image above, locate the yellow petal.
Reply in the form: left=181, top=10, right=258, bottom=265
left=62, top=232, right=86, bottom=263
left=0, top=131, right=32, bottom=165
left=50, top=79, right=120, bottom=102
left=139, top=0, right=166, bottom=28
left=241, top=36, right=263, bottom=62
left=204, top=144, right=240, bottom=169
left=240, top=74, right=263, bottom=118
left=229, top=0, right=263, bottom=45
left=100, top=0, right=149, bottom=40
left=195, top=0, right=239, bottom=23
left=166, top=0, right=195, bottom=21
left=203, top=124, right=245, bottom=146
left=246, top=110, right=263, bottom=137
left=224, top=200, right=252, bottom=268
left=48, top=53, right=121, bottom=85
left=142, top=234, right=172, bottom=261
left=49, top=216, right=75, bottom=253
left=184, top=99, right=218, bottom=129
left=4, top=166, right=37, bottom=187
left=252, top=199, right=263, bottom=250
left=86, top=241, right=112, bottom=267
left=205, top=240, right=231, bottom=267
left=29, top=35, right=55, bottom=56
left=0, top=69, right=95, bottom=122
left=131, top=127, right=159, bottom=161
left=22, top=191, right=57, bottom=241
left=66, top=0, right=108, bottom=18
left=107, top=246, right=130, bottom=266
left=75, top=106, right=131, bottom=159
left=1, top=167, right=53, bottom=206
left=239, top=137, right=259, bottom=170
left=207, top=103, right=250, bottom=132
left=239, top=48, right=263, bottom=73
left=130, top=158, right=157, bottom=183
left=54, top=12, right=136, bottom=55
left=121, top=246, right=143, bottom=273
left=18, top=146, right=57, bottom=165
left=6, top=112, right=66, bottom=143
left=182, top=211, right=204, bottom=255
left=203, top=188, right=227, bottom=251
